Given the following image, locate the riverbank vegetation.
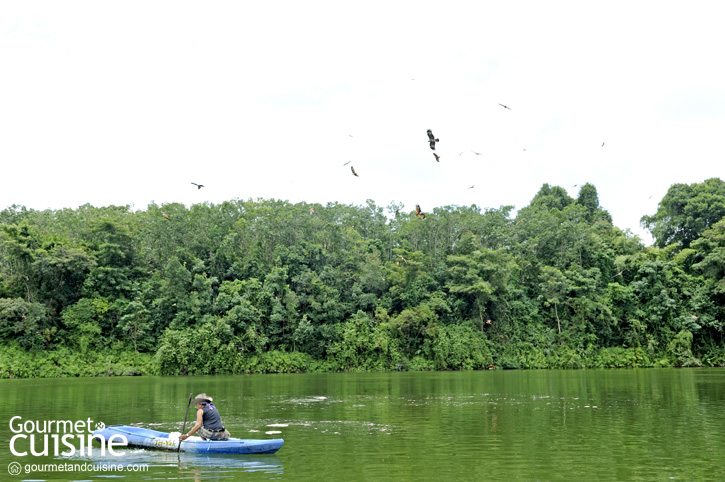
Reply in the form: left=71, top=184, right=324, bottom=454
left=1, top=179, right=724, bottom=377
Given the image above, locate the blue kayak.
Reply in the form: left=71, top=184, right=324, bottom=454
left=93, top=425, right=284, bottom=454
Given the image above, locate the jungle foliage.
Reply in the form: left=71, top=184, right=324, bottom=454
left=1, top=179, right=724, bottom=377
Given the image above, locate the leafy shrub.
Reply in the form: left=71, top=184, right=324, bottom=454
left=425, top=323, right=492, bottom=370
left=593, top=347, right=653, bottom=368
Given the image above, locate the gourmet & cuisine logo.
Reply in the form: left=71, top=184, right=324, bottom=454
left=8, top=416, right=127, bottom=457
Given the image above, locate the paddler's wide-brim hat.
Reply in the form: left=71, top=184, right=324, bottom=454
left=192, top=393, right=213, bottom=405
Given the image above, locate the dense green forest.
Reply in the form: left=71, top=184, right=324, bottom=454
left=1, top=179, right=724, bottom=378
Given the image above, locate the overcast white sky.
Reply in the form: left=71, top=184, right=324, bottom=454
left=2, top=1, right=724, bottom=245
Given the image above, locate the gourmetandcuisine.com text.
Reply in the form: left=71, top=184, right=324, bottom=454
left=9, top=462, right=148, bottom=475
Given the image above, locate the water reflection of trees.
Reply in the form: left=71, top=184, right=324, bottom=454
left=69, top=449, right=284, bottom=479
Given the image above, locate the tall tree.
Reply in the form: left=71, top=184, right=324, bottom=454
left=576, top=183, right=612, bottom=224
left=538, top=266, right=572, bottom=334
left=642, top=178, right=725, bottom=249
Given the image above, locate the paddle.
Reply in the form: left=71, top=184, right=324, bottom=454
left=178, top=392, right=193, bottom=452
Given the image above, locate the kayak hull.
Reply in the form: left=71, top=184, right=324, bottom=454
left=93, top=425, right=284, bottom=454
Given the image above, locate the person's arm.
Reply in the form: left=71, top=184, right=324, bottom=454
left=180, top=408, right=203, bottom=440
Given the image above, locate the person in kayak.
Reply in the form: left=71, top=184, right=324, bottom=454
left=179, top=393, right=231, bottom=441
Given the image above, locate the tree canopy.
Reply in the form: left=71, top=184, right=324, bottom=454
left=1, top=181, right=724, bottom=377
left=641, top=177, right=725, bottom=249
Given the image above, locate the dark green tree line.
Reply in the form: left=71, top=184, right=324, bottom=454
left=1, top=179, right=724, bottom=378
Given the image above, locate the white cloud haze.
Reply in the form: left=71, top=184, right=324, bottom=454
left=2, top=1, right=724, bottom=245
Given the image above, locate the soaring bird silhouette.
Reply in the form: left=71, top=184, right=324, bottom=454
left=351, top=166, right=359, bottom=177
left=433, top=153, right=440, bottom=162
left=415, top=204, right=426, bottom=219
left=191, top=182, right=204, bottom=189
left=343, top=160, right=352, bottom=166
left=427, top=129, right=439, bottom=150
left=499, top=103, right=511, bottom=110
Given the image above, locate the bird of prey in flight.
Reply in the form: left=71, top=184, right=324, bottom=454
left=459, top=150, right=482, bottom=156
left=427, top=129, right=439, bottom=150
left=467, top=185, right=475, bottom=189
left=343, top=160, right=352, bottom=165
left=415, top=204, right=426, bottom=219
left=191, top=182, right=204, bottom=189
left=499, top=103, right=511, bottom=110
left=351, top=166, right=359, bottom=177
left=161, top=211, right=169, bottom=219
left=433, top=153, right=440, bottom=162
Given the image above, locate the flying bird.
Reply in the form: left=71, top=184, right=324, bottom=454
left=467, top=185, right=475, bottom=189
left=433, top=153, right=440, bottom=162
left=499, top=103, right=511, bottom=110
left=351, top=166, right=359, bottom=177
left=191, top=182, right=204, bottom=189
left=427, top=129, right=439, bottom=150
left=343, top=160, right=352, bottom=166
left=161, top=211, right=169, bottom=219
left=415, top=204, right=426, bottom=219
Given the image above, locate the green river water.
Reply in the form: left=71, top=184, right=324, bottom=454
left=1, top=369, right=723, bottom=481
